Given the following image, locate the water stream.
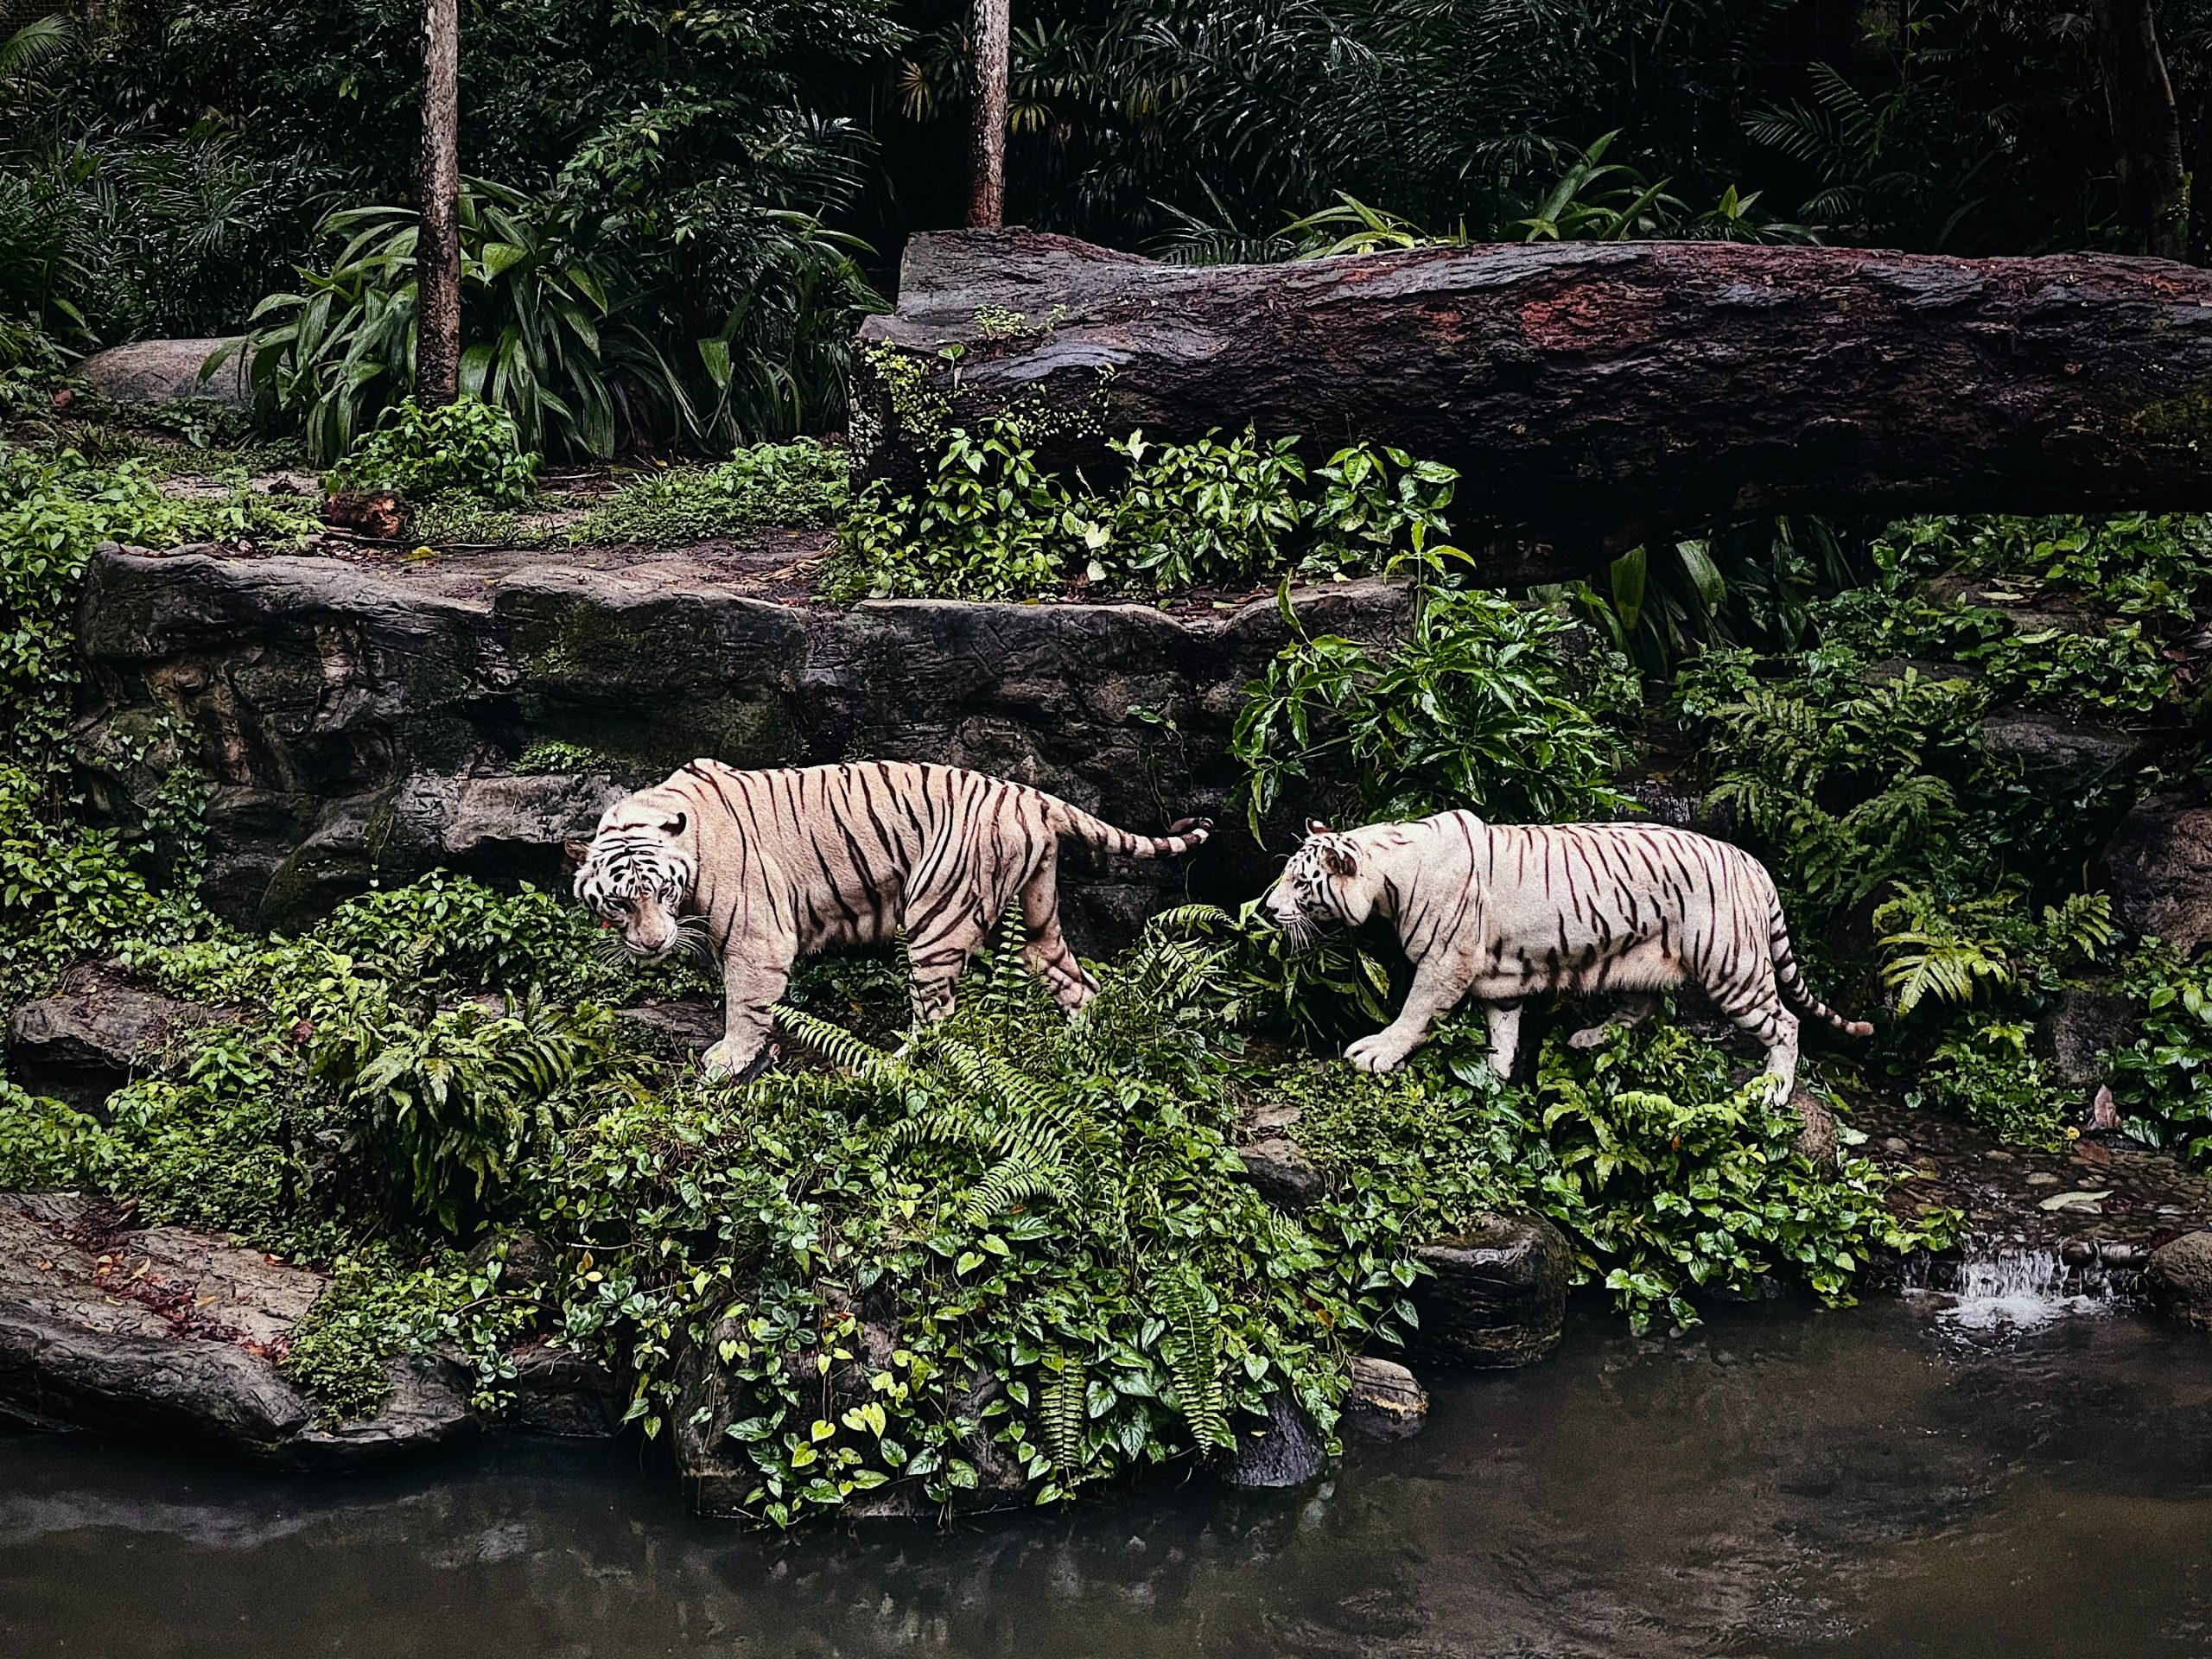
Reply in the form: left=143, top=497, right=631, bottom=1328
left=7, top=1287, right=2212, bottom=1658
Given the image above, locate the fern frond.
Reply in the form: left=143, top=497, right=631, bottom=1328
left=1041, top=1350, right=1088, bottom=1476
left=1150, top=1266, right=1231, bottom=1452
left=771, top=1005, right=899, bottom=1078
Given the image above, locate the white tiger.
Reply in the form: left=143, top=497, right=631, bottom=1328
left=568, top=759, right=1210, bottom=1081
left=1261, top=811, right=1871, bottom=1096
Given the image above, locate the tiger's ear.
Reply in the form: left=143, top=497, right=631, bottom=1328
left=661, top=811, right=688, bottom=837
left=1322, top=842, right=1358, bottom=879
left=1305, top=817, right=1332, bottom=839
left=562, top=839, right=590, bottom=868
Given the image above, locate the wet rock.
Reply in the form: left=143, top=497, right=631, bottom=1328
left=75, top=545, right=1413, bottom=943
left=502, top=1344, right=621, bottom=1439
left=1344, top=1356, right=1427, bottom=1440
left=1979, top=712, right=2148, bottom=785
left=0, top=1193, right=473, bottom=1467
left=2147, top=1231, right=2212, bottom=1331
left=1860, top=657, right=1977, bottom=687
left=1222, top=1387, right=1328, bottom=1489
left=77, top=338, right=249, bottom=408
left=6, top=977, right=221, bottom=1110
left=1236, top=1135, right=1323, bottom=1212
left=613, top=998, right=722, bottom=1055
left=2038, top=984, right=2136, bottom=1088
left=2101, top=791, right=2212, bottom=956
left=1789, top=1087, right=1839, bottom=1172
left=669, top=1317, right=755, bottom=1518
left=1408, top=1212, right=1571, bottom=1369
left=2025, top=1171, right=2062, bottom=1186
left=1883, top=1136, right=1911, bottom=1155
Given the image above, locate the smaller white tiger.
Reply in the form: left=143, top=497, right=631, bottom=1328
left=1261, top=810, right=1871, bottom=1096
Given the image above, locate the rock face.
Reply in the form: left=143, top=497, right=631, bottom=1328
left=6, top=976, right=221, bottom=1109
left=2146, top=1231, right=2212, bottom=1330
left=0, top=1192, right=474, bottom=1466
left=1979, top=711, right=2150, bottom=785
left=77, top=338, right=250, bottom=409
left=1222, top=1387, right=1329, bottom=1490
left=1235, top=1135, right=1323, bottom=1211
left=75, top=547, right=1414, bottom=945
left=1408, top=1212, right=1571, bottom=1368
left=859, top=230, right=2212, bottom=567
left=2102, top=791, right=2212, bottom=956
left=2038, top=984, right=2136, bottom=1088
left=1344, top=1355, right=1428, bottom=1440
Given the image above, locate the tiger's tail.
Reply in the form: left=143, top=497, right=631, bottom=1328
left=1048, top=802, right=1213, bottom=860
left=1768, top=893, right=1874, bottom=1037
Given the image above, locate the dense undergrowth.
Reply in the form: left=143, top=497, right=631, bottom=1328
left=3, top=431, right=2211, bottom=1524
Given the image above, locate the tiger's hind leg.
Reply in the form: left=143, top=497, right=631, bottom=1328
left=1712, top=977, right=1799, bottom=1103
left=1019, top=849, right=1097, bottom=1016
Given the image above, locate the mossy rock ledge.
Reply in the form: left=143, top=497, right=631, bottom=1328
left=74, top=545, right=1415, bottom=947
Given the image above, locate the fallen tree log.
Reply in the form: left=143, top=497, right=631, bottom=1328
left=854, top=229, right=2212, bottom=580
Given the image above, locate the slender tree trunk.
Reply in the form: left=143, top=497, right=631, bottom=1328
left=2094, top=0, right=2190, bottom=261
left=965, top=0, right=1008, bottom=227
left=416, top=0, right=463, bottom=404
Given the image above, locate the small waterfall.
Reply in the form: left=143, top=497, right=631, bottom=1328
left=1902, top=1243, right=2124, bottom=1333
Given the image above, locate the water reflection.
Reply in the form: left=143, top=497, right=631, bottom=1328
left=6, top=1297, right=2212, bottom=1658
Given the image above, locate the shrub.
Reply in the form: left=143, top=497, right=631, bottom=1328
left=312, top=989, right=622, bottom=1236
left=835, top=416, right=1092, bottom=600
left=1097, top=427, right=1306, bottom=588
left=1233, top=586, right=1640, bottom=836
left=2107, top=948, right=2212, bottom=1162
left=831, top=423, right=1466, bottom=600
left=324, top=396, right=537, bottom=504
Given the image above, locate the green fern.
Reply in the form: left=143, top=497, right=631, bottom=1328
left=1873, top=887, right=2017, bottom=1014
left=1041, top=1349, right=1088, bottom=1476
left=1151, top=1265, right=1232, bottom=1452
left=771, top=1004, right=900, bottom=1078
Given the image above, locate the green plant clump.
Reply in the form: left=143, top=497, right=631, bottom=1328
left=1234, top=586, right=1641, bottom=836
left=833, top=419, right=1461, bottom=601
left=574, top=440, right=847, bottom=546
left=324, top=395, right=537, bottom=504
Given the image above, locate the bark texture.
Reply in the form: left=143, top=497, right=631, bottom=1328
left=416, top=0, right=462, bottom=405
left=964, top=0, right=1009, bottom=228
left=855, top=229, right=2212, bottom=576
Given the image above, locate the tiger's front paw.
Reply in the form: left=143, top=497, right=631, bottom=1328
left=1344, top=1032, right=1414, bottom=1073
left=702, top=1038, right=773, bottom=1084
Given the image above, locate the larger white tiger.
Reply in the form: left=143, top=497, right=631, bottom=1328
left=569, top=758, right=1210, bottom=1081
left=1262, top=811, right=1871, bottom=1096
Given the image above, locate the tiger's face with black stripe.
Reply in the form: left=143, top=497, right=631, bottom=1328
left=566, top=804, right=696, bottom=961
left=1262, top=819, right=1376, bottom=950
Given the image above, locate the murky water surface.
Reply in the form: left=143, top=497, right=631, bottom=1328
left=6, top=1292, right=2212, bottom=1658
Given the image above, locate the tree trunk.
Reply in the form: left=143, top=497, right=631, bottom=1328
left=2094, top=0, right=2190, bottom=261
left=416, top=0, right=462, bottom=407
left=852, top=229, right=2212, bottom=582
left=965, top=0, right=1008, bottom=228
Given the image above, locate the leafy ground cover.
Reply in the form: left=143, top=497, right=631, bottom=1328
left=4, top=435, right=2211, bottom=1524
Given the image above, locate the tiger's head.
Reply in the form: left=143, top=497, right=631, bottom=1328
left=1261, top=819, right=1375, bottom=949
left=566, top=798, right=699, bottom=962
